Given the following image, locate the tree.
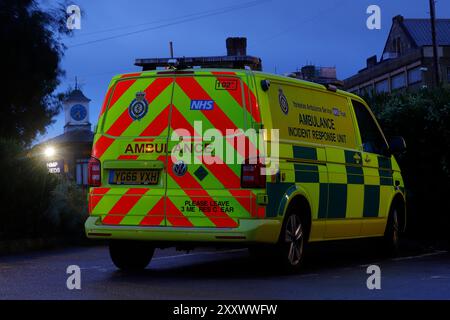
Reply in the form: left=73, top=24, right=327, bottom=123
left=0, top=0, right=70, bottom=146
left=365, top=88, right=450, bottom=240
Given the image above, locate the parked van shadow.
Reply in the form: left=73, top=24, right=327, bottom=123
left=108, top=237, right=431, bottom=282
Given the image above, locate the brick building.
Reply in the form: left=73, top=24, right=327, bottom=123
left=344, top=15, right=450, bottom=94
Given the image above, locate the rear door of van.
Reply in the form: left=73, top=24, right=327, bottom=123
left=90, top=71, right=265, bottom=229
left=90, top=73, right=174, bottom=227
left=166, top=71, right=263, bottom=228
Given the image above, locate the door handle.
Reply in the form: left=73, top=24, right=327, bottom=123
left=353, top=153, right=361, bottom=164
left=364, top=155, right=371, bottom=163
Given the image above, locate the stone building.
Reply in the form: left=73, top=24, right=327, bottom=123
left=38, top=88, right=94, bottom=185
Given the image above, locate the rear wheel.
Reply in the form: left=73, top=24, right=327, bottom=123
left=249, top=211, right=307, bottom=272
left=109, top=240, right=155, bottom=271
left=278, top=212, right=307, bottom=271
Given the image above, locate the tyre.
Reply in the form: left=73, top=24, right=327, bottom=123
left=249, top=211, right=307, bottom=272
left=276, top=209, right=308, bottom=272
left=109, top=240, right=155, bottom=271
left=383, top=207, right=401, bottom=256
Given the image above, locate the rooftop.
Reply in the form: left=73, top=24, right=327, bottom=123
left=402, top=17, right=450, bottom=46
left=65, top=89, right=91, bottom=102
left=44, top=128, right=94, bottom=145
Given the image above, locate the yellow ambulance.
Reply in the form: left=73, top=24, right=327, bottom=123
left=85, top=68, right=406, bottom=271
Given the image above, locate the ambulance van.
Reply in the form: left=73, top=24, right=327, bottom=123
left=85, top=68, right=406, bottom=271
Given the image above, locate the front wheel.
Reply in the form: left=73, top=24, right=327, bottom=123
left=383, top=208, right=401, bottom=256
left=109, top=240, right=155, bottom=271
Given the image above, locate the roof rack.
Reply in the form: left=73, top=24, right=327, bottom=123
left=135, top=55, right=262, bottom=71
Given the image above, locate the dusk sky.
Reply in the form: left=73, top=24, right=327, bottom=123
left=37, top=0, right=450, bottom=143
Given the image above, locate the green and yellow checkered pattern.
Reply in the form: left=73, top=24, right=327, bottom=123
left=266, top=145, right=399, bottom=220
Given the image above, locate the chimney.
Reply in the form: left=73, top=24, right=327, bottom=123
left=226, top=37, right=247, bottom=56
left=366, top=55, right=377, bottom=68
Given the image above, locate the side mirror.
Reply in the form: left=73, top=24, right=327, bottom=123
left=388, top=136, right=406, bottom=154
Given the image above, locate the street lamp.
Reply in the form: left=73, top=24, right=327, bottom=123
left=44, top=146, right=56, bottom=158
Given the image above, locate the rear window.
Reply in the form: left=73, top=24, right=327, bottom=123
left=170, top=75, right=246, bottom=137
left=101, top=76, right=173, bottom=138
left=100, top=75, right=247, bottom=139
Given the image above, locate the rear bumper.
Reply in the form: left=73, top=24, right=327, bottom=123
left=85, top=216, right=281, bottom=244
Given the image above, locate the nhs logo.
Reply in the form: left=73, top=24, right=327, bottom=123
left=190, top=100, right=214, bottom=110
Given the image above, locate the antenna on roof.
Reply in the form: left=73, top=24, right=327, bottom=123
left=73, top=76, right=85, bottom=90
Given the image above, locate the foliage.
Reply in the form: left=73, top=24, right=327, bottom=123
left=364, top=87, right=450, bottom=239
left=0, top=139, right=58, bottom=239
left=45, top=178, right=88, bottom=237
left=0, top=0, right=71, bottom=146
left=0, top=139, right=88, bottom=240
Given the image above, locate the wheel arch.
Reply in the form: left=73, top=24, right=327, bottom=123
left=278, top=186, right=313, bottom=242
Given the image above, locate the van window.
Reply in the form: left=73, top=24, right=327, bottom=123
left=102, top=76, right=173, bottom=137
left=352, top=100, right=388, bottom=155
left=172, top=75, right=246, bottom=136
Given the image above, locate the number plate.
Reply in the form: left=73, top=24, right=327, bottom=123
left=110, top=170, right=160, bottom=185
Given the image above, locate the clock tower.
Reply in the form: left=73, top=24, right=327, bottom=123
left=63, top=87, right=91, bottom=133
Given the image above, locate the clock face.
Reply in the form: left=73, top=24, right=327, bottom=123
left=70, top=104, right=87, bottom=121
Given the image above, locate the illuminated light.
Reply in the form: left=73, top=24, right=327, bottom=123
left=88, top=157, right=101, bottom=186
left=44, top=146, right=56, bottom=158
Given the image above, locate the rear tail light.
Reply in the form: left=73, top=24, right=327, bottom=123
left=88, top=157, right=101, bottom=187
left=241, top=159, right=266, bottom=188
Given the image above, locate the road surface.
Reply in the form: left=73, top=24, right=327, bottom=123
left=0, top=240, right=449, bottom=299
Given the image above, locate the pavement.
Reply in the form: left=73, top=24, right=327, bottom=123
left=0, top=239, right=449, bottom=300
